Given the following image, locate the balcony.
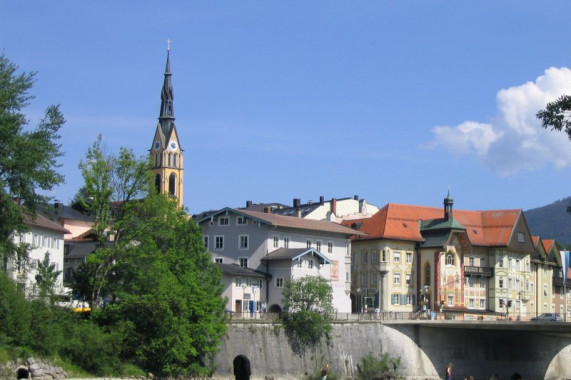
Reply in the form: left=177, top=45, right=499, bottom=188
left=378, top=262, right=390, bottom=274
left=464, top=266, right=494, bottom=277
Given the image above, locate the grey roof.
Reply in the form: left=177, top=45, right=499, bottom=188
left=65, top=241, right=113, bottom=259
left=218, top=263, right=269, bottom=278
left=198, top=207, right=367, bottom=237
left=40, top=203, right=94, bottom=222
left=261, top=248, right=332, bottom=264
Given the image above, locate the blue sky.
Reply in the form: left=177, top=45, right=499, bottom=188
left=2, top=1, right=571, bottom=215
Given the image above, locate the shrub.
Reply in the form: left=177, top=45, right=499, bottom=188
left=356, top=353, right=401, bottom=380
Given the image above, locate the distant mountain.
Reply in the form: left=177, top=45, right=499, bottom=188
left=524, top=197, right=571, bottom=247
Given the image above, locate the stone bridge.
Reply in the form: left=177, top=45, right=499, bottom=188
left=214, top=320, right=571, bottom=380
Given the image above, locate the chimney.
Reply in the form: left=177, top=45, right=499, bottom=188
left=246, top=200, right=252, bottom=208
left=319, top=196, right=325, bottom=205
left=353, top=195, right=359, bottom=201
left=331, top=198, right=337, bottom=216
left=293, top=198, right=301, bottom=208
left=264, top=207, right=272, bottom=214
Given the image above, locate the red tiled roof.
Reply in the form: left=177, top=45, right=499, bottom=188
left=236, top=209, right=368, bottom=236
left=344, top=203, right=522, bottom=247
left=542, top=239, right=555, bottom=253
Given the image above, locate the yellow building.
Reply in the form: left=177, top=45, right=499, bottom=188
left=150, top=47, right=183, bottom=208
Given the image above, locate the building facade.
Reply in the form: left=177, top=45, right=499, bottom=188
left=198, top=208, right=366, bottom=314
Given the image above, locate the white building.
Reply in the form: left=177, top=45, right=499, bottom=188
left=7, top=213, right=69, bottom=298
left=198, top=208, right=366, bottom=314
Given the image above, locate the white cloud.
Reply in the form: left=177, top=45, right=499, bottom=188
left=429, top=67, right=571, bottom=176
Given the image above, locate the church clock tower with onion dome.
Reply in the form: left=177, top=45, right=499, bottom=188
left=150, top=43, right=184, bottom=208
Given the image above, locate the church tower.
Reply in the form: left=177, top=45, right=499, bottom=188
left=151, top=46, right=184, bottom=208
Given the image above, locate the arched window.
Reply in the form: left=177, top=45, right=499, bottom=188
left=173, top=153, right=178, bottom=168
left=168, top=153, right=172, bottom=167
left=446, top=253, right=455, bottom=266
left=154, top=154, right=158, bottom=167
left=169, top=173, right=176, bottom=195
left=424, top=263, right=431, bottom=286
left=155, top=174, right=161, bottom=194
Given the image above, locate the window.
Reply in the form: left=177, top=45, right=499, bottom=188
left=499, top=276, right=504, bottom=288
left=391, top=294, right=400, bottom=305
left=508, top=258, right=513, bottom=269
left=469, top=277, right=475, bottom=288
left=284, top=237, right=290, bottom=249
left=446, top=253, right=454, bottom=265
left=276, top=278, right=284, bottom=288
left=219, top=217, right=229, bottom=226
left=406, top=273, right=412, bottom=285
left=362, top=272, right=367, bottom=285
left=479, top=299, right=485, bottom=309
left=405, top=295, right=412, bottom=305
left=215, top=236, right=224, bottom=250
left=424, top=263, right=431, bottom=286
left=447, top=295, right=454, bottom=306
left=316, top=241, right=322, bottom=252
left=479, top=277, right=486, bottom=288
left=394, top=251, right=401, bottom=263
left=381, top=249, right=387, bottom=262
left=508, top=277, right=513, bottom=289
left=203, top=236, right=209, bottom=248
left=406, top=252, right=412, bottom=263
left=516, top=259, right=520, bottom=271
left=327, top=242, right=333, bottom=253
left=215, top=257, right=223, bottom=264
left=235, top=277, right=243, bottom=287
left=469, top=298, right=475, bottom=308
left=518, top=232, right=525, bottom=243
left=237, top=216, right=247, bottom=225
left=499, top=257, right=504, bottom=268
left=239, top=235, right=249, bottom=249
left=308, top=259, right=314, bottom=269
left=297, top=260, right=302, bottom=268
left=394, top=272, right=401, bottom=285
left=469, top=257, right=475, bottom=266
left=481, top=257, right=486, bottom=267
left=362, top=251, right=368, bottom=263
left=239, top=258, right=248, bottom=267
left=372, top=250, right=378, bottom=263
left=371, top=271, right=377, bottom=285
left=306, top=240, right=312, bottom=249
left=273, top=236, right=279, bottom=248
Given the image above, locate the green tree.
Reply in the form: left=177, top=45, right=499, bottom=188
left=0, top=54, right=65, bottom=270
left=282, top=275, right=334, bottom=351
left=96, top=193, right=227, bottom=377
left=34, top=252, right=62, bottom=301
left=72, top=135, right=150, bottom=306
left=536, top=95, right=571, bottom=214
left=537, top=95, right=571, bottom=141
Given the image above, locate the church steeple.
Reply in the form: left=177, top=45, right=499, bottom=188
left=150, top=42, right=184, bottom=209
left=159, top=47, right=175, bottom=136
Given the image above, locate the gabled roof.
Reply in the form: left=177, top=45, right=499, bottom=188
left=24, top=213, right=70, bottom=234
left=344, top=203, right=523, bottom=247
left=199, top=208, right=367, bottom=237
left=261, top=248, right=332, bottom=264
left=40, top=203, right=94, bottom=223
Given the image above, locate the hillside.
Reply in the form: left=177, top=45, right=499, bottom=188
left=524, top=197, right=571, bottom=247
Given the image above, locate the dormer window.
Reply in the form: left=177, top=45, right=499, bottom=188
left=446, top=253, right=455, bottom=266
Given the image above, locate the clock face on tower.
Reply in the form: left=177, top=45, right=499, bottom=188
left=170, top=141, right=177, bottom=150
left=154, top=141, right=160, bottom=150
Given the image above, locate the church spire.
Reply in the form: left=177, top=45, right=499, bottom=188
left=159, top=44, right=175, bottom=136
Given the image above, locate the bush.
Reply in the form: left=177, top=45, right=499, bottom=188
left=356, top=353, right=401, bottom=380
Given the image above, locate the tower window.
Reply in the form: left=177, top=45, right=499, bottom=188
left=173, top=153, right=178, bottom=168
left=155, top=174, right=161, bottom=193
left=168, top=173, right=176, bottom=195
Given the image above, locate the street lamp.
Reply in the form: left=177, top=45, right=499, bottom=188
left=252, top=285, right=258, bottom=318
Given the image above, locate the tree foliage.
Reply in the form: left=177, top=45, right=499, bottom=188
left=536, top=94, right=571, bottom=141
left=72, top=135, right=150, bottom=306
left=34, top=252, right=62, bottom=300
left=356, top=353, right=401, bottom=380
left=281, top=275, right=334, bottom=351
left=94, top=193, right=227, bottom=377
left=0, top=54, right=65, bottom=269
